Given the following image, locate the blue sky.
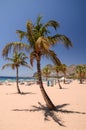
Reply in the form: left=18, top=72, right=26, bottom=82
left=0, top=0, right=86, bottom=77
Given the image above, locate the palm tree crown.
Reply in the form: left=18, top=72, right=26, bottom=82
left=42, top=66, right=51, bottom=80
left=2, top=52, right=31, bottom=94
left=2, top=16, right=72, bottom=110
left=76, top=65, right=86, bottom=84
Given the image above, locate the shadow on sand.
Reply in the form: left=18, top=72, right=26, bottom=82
left=12, top=102, right=86, bottom=127
left=6, top=92, right=36, bottom=95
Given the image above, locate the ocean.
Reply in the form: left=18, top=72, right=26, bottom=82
left=0, top=76, right=34, bottom=82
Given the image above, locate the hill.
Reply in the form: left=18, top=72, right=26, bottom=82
left=33, top=64, right=86, bottom=77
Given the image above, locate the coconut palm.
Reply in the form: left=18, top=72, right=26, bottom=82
left=42, top=66, right=51, bottom=81
left=53, top=65, right=63, bottom=89
left=60, top=64, right=67, bottom=83
left=2, top=52, right=31, bottom=94
left=76, top=65, right=86, bottom=84
left=2, top=16, right=72, bottom=110
left=83, top=66, right=86, bottom=79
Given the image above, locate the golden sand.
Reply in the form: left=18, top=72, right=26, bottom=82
left=0, top=80, right=86, bottom=130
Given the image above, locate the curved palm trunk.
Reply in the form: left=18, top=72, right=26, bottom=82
left=16, top=67, right=21, bottom=94
left=37, top=60, right=56, bottom=110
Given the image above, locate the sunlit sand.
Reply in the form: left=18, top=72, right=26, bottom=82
left=0, top=80, right=86, bottom=130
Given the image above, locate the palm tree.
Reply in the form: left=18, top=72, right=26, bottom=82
left=76, top=65, right=86, bottom=84
left=83, top=66, right=86, bottom=80
left=2, top=16, right=72, bottom=110
left=2, top=52, right=31, bottom=94
left=60, top=64, right=67, bottom=84
left=42, top=66, right=51, bottom=81
left=53, top=65, right=63, bottom=89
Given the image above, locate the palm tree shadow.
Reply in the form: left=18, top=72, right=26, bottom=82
left=6, top=92, right=36, bottom=95
left=21, top=92, right=36, bottom=95
left=30, top=102, right=66, bottom=126
left=29, top=102, right=86, bottom=126
left=56, top=105, right=86, bottom=114
left=12, top=102, right=86, bottom=127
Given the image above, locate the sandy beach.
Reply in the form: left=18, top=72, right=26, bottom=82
left=0, top=80, right=86, bottom=130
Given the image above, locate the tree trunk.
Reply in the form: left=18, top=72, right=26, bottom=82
left=16, top=67, right=21, bottom=94
left=63, top=73, right=66, bottom=84
left=80, top=78, right=83, bottom=84
left=80, top=73, right=83, bottom=84
left=63, top=76, right=66, bottom=84
left=58, top=79, right=62, bottom=89
left=37, top=60, right=56, bottom=110
left=57, top=73, right=62, bottom=89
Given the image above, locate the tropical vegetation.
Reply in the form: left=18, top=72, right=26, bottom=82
left=2, top=52, right=31, bottom=94
left=59, top=64, right=67, bottom=83
left=76, top=65, right=86, bottom=84
left=42, top=65, right=51, bottom=81
left=2, top=16, right=72, bottom=110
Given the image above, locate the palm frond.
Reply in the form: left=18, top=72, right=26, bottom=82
left=45, top=20, right=60, bottom=30
left=16, top=30, right=27, bottom=40
left=2, top=43, right=14, bottom=57
left=36, top=15, right=43, bottom=26
left=26, top=21, right=36, bottom=44
left=2, top=42, right=30, bottom=57
left=30, top=51, right=36, bottom=66
left=54, top=34, right=73, bottom=48
left=22, top=62, right=32, bottom=69
left=2, top=63, right=15, bottom=70
left=47, top=36, right=58, bottom=44
left=44, top=50, right=61, bottom=66
left=26, top=21, right=33, bottom=33
left=6, top=57, right=14, bottom=61
left=18, top=52, right=28, bottom=60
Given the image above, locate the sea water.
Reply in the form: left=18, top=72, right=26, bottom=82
left=0, top=76, right=34, bottom=82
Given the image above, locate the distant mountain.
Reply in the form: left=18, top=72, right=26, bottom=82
left=66, top=64, right=76, bottom=76
left=66, top=64, right=86, bottom=76
left=33, top=64, right=86, bottom=77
